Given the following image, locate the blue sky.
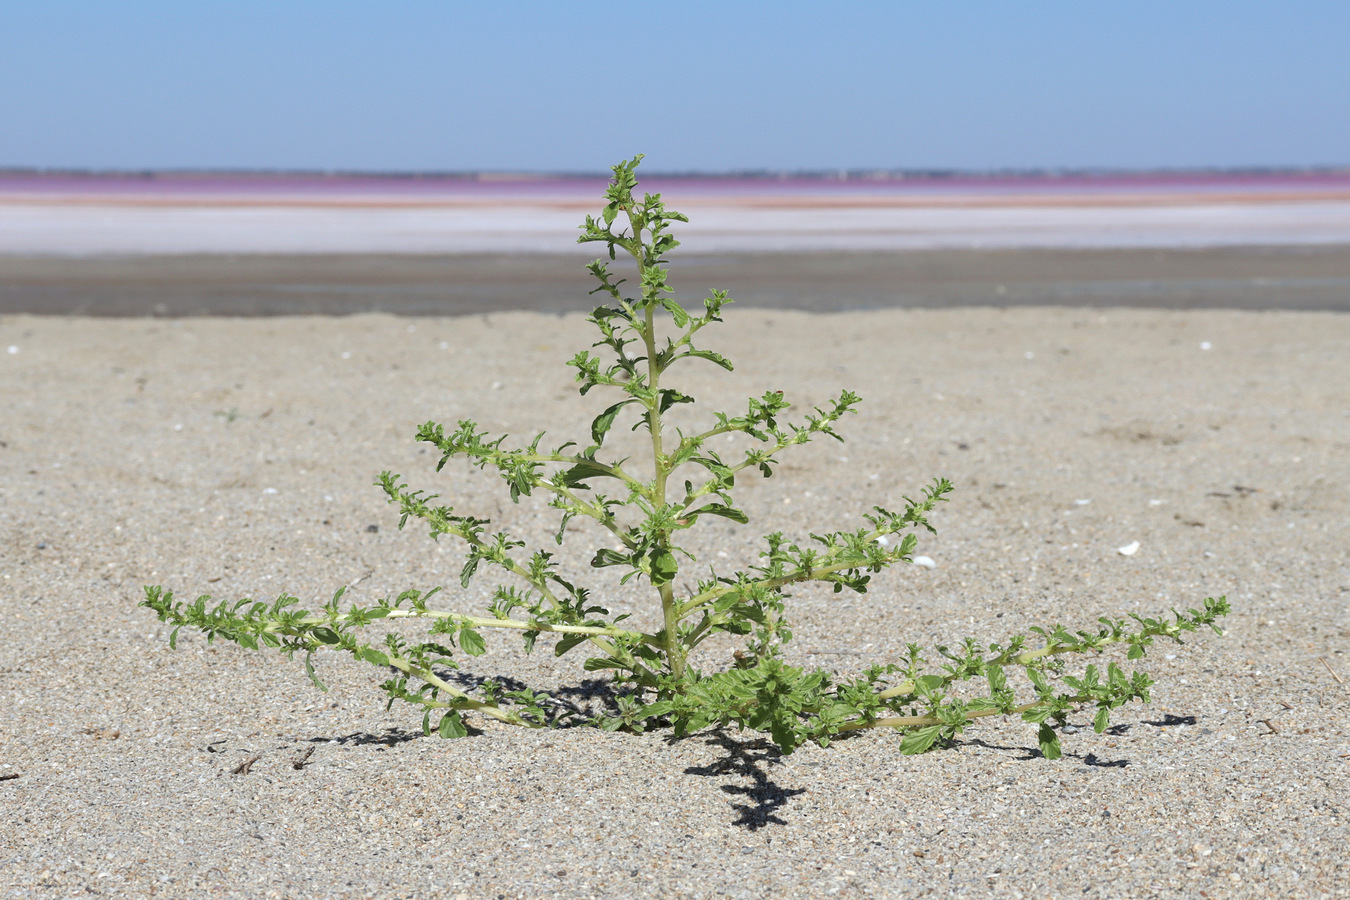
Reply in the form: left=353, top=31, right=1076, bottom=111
left=2, top=1, right=1347, bottom=173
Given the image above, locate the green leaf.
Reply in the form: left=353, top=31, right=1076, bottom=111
left=690, top=456, right=734, bottom=480
left=649, top=548, right=678, bottom=585
left=303, top=651, right=328, bottom=692
left=769, top=718, right=799, bottom=754
left=590, top=548, right=630, bottom=568
left=986, top=664, right=1007, bottom=695
left=359, top=647, right=389, bottom=667
left=555, top=633, right=590, bottom=657
left=1037, top=723, right=1062, bottom=759
left=657, top=389, right=693, bottom=415
left=311, top=627, right=341, bottom=645
left=459, top=626, right=487, bottom=657
left=591, top=399, right=637, bottom=446
left=900, top=725, right=944, bottom=755
left=660, top=298, right=690, bottom=327
left=1020, top=706, right=1052, bottom=724
left=459, top=556, right=480, bottom=589
left=684, top=348, right=733, bottom=371
left=559, top=459, right=620, bottom=486
left=914, top=674, right=946, bottom=696
left=1093, top=706, right=1111, bottom=734
left=687, top=503, right=749, bottom=525
left=437, top=711, right=468, bottom=739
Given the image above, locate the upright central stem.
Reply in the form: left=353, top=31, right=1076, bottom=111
left=637, top=237, right=684, bottom=680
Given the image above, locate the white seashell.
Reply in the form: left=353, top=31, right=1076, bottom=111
left=876, top=535, right=891, bottom=547
left=1199, top=341, right=1212, bottom=350
left=263, top=487, right=278, bottom=495
left=1074, top=499, right=1091, bottom=506
left=1117, top=541, right=1140, bottom=556
left=911, top=555, right=937, bottom=569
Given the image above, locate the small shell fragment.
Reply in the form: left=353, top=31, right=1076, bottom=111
left=1117, top=541, right=1140, bottom=557
left=911, top=555, right=937, bottom=569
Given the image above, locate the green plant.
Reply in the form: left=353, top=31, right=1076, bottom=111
left=142, top=156, right=1228, bottom=756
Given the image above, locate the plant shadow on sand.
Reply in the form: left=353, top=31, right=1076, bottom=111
left=303, top=682, right=1183, bottom=827
left=1142, top=714, right=1198, bottom=727
left=444, top=670, right=629, bottom=723
left=961, top=734, right=1139, bottom=766
left=302, top=673, right=630, bottom=747
left=676, top=726, right=1140, bottom=829
left=303, top=712, right=1162, bottom=831
left=959, top=736, right=1132, bottom=768
left=313, top=726, right=425, bottom=747
left=681, top=731, right=807, bottom=830
left=945, top=711, right=1201, bottom=768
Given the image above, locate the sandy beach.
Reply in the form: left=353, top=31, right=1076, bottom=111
left=2, top=303, right=1347, bottom=897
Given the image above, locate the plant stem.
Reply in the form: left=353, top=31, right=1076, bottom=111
left=675, top=536, right=900, bottom=619
left=835, top=699, right=1048, bottom=733
left=381, top=652, right=534, bottom=727
left=376, top=610, right=658, bottom=643
left=633, top=230, right=685, bottom=681
left=258, top=607, right=657, bottom=647
left=528, top=452, right=647, bottom=495
left=875, top=629, right=1150, bottom=701
left=543, top=475, right=636, bottom=547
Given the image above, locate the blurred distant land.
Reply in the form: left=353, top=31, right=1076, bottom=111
left=2, top=169, right=1348, bottom=315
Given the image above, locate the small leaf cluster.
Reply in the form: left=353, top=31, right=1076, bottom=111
left=142, top=156, right=1230, bottom=756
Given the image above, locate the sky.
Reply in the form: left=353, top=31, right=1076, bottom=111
left=2, top=1, right=1348, bottom=174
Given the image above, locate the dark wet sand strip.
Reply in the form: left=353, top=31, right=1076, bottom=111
left=2, top=245, right=1348, bottom=316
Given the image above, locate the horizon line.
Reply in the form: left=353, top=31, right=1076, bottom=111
left=4, top=164, right=1350, bottom=182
